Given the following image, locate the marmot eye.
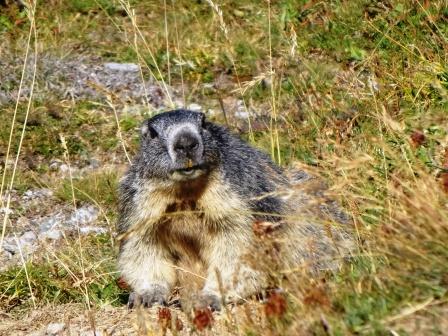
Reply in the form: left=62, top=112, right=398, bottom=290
left=200, top=114, right=207, bottom=129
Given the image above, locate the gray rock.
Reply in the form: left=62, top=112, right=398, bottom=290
left=0, top=54, right=167, bottom=105
left=39, top=229, right=63, bottom=240
left=68, top=206, right=99, bottom=226
left=23, top=188, right=53, bottom=200
left=46, top=322, right=65, bottom=335
left=104, top=62, right=140, bottom=72
left=2, top=231, right=37, bottom=255
left=39, top=212, right=65, bottom=233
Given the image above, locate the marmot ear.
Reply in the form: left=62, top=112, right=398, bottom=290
left=200, top=113, right=207, bottom=128
left=141, top=121, right=158, bottom=139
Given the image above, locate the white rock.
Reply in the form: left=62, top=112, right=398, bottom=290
left=79, top=226, right=107, bottom=235
left=46, top=322, right=65, bottom=335
left=104, top=62, right=140, bottom=72
left=21, top=231, right=37, bottom=242
left=23, top=188, right=53, bottom=200
left=187, top=103, right=202, bottom=111
left=58, top=164, right=70, bottom=173
left=39, top=229, right=63, bottom=240
left=0, top=207, right=13, bottom=215
left=234, top=111, right=250, bottom=119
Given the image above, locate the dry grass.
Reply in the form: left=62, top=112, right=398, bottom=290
left=0, top=0, right=447, bottom=335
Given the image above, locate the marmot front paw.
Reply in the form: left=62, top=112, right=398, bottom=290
left=194, top=291, right=222, bottom=311
left=128, top=288, right=167, bottom=309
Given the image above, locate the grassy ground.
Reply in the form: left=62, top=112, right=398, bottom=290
left=0, top=0, right=447, bottom=335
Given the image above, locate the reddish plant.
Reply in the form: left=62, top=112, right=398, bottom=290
left=410, top=130, right=425, bottom=148
left=175, top=317, right=184, bottom=331
left=264, top=291, right=287, bottom=318
left=158, top=307, right=172, bottom=331
left=193, top=308, right=214, bottom=331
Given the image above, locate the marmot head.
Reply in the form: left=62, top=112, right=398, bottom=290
left=138, top=109, right=220, bottom=182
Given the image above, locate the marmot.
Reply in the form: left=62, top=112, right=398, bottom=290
left=117, top=109, right=354, bottom=310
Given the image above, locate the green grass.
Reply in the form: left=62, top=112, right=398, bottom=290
left=0, top=234, right=127, bottom=312
left=0, top=0, right=447, bottom=334
left=55, top=170, right=119, bottom=211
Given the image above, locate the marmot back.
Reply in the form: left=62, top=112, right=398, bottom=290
left=117, top=109, right=354, bottom=310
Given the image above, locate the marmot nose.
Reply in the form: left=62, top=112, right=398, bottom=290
left=173, top=132, right=200, bottom=158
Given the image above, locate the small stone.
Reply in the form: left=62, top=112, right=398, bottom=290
left=104, top=62, right=140, bottom=72
left=58, top=164, right=69, bottom=173
left=49, top=160, right=63, bottom=171
left=21, top=231, right=37, bottom=242
left=39, top=229, right=63, bottom=240
left=79, top=226, right=107, bottom=235
left=46, top=322, right=65, bottom=335
left=0, top=207, right=13, bottom=215
left=22, top=188, right=53, bottom=201
left=187, top=103, right=202, bottom=111
left=234, top=111, right=250, bottom=120
left=88, top=158, right=101, bottom=169
left=367, top=75, right=379, bottom=92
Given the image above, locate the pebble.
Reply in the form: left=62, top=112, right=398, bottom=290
left=39, top=229, right=63, bottom=240
left=23, top=188, right=53, bottom=200
left=187, top=103, right=202, bottom=111
left=46, top=322, right=65, bottom=335
left=0, top=207, right=14, bottom=215
left=79, top=226, right=107, bottom=235
left=234, top=111, right=250, bottom=119
left=104, top=62, right=140, bottom=72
